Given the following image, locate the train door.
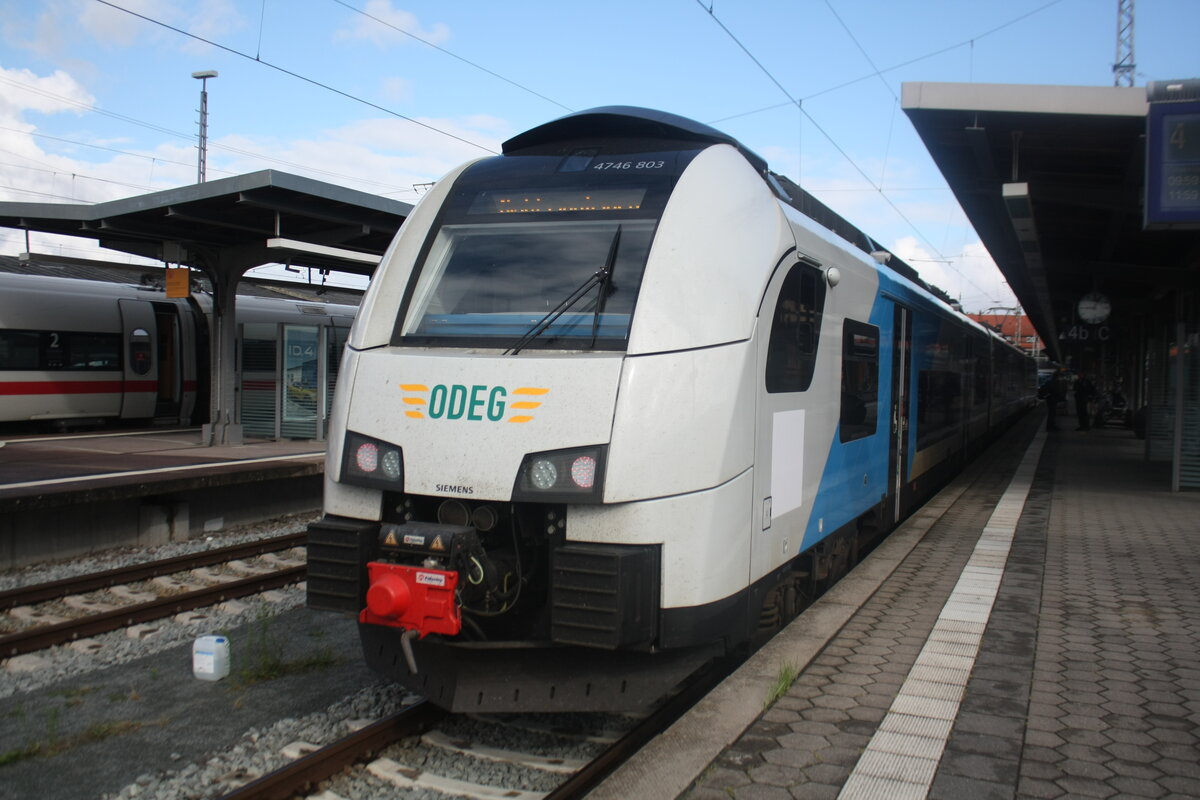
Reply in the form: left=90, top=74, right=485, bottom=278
left=152, top=303, right=183, bottom=422
left=751, top=257, right=827, bottom=585
left=117, top=299, right=158, bottom=419
left=889, top=303, right=913, bottom=523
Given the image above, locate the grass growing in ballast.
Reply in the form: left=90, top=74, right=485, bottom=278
left=0, top=704, right=154, bottom=766
left=764, top=663, right=800, bottom=709
left=234, top=610, right=338, bottom=686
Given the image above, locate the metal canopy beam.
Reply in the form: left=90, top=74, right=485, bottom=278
left=902, top=81, right=1197, bottom=365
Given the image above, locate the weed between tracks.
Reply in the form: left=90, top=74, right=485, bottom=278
left=232, top=610, right=338, bottom=686
left=0, top=704, right=159, bottom=767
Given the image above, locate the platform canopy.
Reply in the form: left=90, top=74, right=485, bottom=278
left=902, top=82, right=1198, bottom=363
left=0, top=169, right=409, bottom=275
left=0, top=170, right=411, bottom=444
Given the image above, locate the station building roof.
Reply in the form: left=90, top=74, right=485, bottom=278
left=902, top=81, right=1198, bottom=362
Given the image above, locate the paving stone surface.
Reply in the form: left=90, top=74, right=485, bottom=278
left=685, top=415, right=1038, bottom=799
left=682, top=419, right=1200, bottom=800
left=1011, top=429, right=1200, bottom=800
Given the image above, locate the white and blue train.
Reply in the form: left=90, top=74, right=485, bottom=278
left=306, top=107, right=1035, bottom=712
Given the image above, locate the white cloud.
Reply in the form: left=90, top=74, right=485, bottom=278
left=78, top=0, right=177, bottom=48
left=0, top=66, right=95, bottom=119
left=201, top=114, right=503, bottom=201
left=891, top=236, right=1019, bottom=315
left=335, top=0, right=449, bottom=48
left=72, top=0, right=244, bottom=55
left=179, top=0, right=246, bottom=55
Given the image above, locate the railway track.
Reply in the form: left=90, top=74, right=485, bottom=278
left=0, top=533, right=307, bottom=658
left=215, top=657, right=734, bottom=800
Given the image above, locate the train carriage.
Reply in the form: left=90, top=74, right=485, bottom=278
left=0, top=271, right=357, bottom=431
left=306, top=107, right=1035, bottom=712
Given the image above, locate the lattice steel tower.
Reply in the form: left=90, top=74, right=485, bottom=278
left=1113, top=0, right=1135, bottom=87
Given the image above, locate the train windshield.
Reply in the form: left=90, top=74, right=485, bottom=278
left=396, top=147, right=697, bottom=350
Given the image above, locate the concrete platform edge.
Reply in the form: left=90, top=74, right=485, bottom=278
left=586, top=449, right=993, bottom=800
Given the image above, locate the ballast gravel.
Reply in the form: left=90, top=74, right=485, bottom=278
left=0, top=512, right=316, bottom=593
left=0, top=513, right=316, bottom=699
left=104, top=683, right=420, bottom=800
left=1, top=513, right=616, bottom=800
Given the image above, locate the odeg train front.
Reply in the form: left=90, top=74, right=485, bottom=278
left=306, top=107, right=1032, bottom=712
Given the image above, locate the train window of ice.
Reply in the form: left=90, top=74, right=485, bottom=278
left=399, top=219, right=656, bottom=347
left=840, top=319, right=879, bottom=442
left=766, top=262, right=826, bottom=393
left=129, top=328, right=152, bottom=376
left=0, top=331, right=40, bottom=370
left=0, top=330, right=120, bottom=371
left=71, top=333, right=122, bottom=370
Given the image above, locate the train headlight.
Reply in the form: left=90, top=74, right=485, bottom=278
left=513, top=445, right=606, bottom=503
left=381, top=449, right=402, bottom=480
left=342, top=431, right=404, bottom=491
left=530, top=459, right=558, bottom=490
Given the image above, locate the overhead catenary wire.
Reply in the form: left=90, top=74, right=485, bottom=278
left=709, top=0, right=1068, bottom=125
left=92, top=0, right=498, bottom=155
left=0, top=78, right=421, bottom=196
left=329, top=0, right=573, bottom=113
left=695, top=1, right=1022, bottom=308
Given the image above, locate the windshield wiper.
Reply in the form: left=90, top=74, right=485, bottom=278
left=504, top=268, right=608, bottom=355
left=589, top=226, right=621, bottom=348
left=504, top=226, right=622, bottom=356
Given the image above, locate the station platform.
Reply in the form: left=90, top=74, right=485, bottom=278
left=593, top=412, right=1200, bottom=800
left=0, top=429, right=324, bottom=568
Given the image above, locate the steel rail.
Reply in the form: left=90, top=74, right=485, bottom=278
left=0, top=566, right=305, bottom=657
left=0, top=532, right=306, bottom=611
left=545, top=655, right=737, bottom=799
left=210, top=656, right=729, bottom=800
left=217, top=701, right=446, bottom=800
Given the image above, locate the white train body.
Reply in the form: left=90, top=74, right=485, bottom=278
left=307, top=108, right=1033, bottom=712
left=0, top=271, right=355, bottom=429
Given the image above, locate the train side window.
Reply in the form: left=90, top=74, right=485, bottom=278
left=0, top=331, right=40, bottom=370
left=0, top=331, right=121, bottom=371
left=129, top=328, right=152, bottom=376
left=70, top=333, right=121, bottom=370
left=766, top=262, right=825, bottom=393
left=840, top=319, right=879, bottom=442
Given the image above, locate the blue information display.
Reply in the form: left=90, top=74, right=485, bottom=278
left=1146, top=99, right=1200, bottom=229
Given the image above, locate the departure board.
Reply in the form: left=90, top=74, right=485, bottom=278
left=1146, top=99, right=1200, bottom=229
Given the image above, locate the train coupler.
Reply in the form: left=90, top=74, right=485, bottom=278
left=358, top=561, right=462, bottom=639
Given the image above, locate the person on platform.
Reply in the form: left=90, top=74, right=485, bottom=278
left=1039, top=371, right=1064, bottom=431
left=1073, top=372, right=1096, bottom=431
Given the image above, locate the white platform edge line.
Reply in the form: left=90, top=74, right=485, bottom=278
left=837, top=429, right=1046, bottom=800
left=1, top=451, right=324, bottom=490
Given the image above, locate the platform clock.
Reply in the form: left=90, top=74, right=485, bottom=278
left=1077, top=292, right=1111, bottom=325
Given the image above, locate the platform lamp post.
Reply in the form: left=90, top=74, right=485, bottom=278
left=192, top=70, right=218, bottom=183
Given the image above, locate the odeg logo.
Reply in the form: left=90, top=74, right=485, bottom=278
left=400, top=384, right=548, bottom=424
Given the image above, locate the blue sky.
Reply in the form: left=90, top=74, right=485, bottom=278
left=1, top=0, right=1197, bottom=312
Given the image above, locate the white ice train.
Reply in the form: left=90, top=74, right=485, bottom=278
left=0, top=271, right=356, bottom=429
left=306, top=107, right=1035, bottom=712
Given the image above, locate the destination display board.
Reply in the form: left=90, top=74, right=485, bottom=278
left=1146, top=98, right=1200, bottom=229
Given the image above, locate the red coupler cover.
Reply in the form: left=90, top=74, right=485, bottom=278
left=359, top=562, right=461, bottom=637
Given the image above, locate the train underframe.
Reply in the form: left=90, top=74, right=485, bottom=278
left=307, top=488, right=897, bottom=713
